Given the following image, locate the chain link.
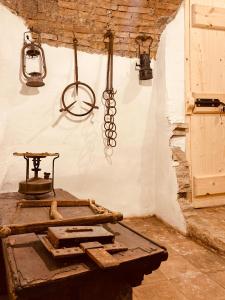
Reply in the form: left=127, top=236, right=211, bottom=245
left=103, top=30, right=117, bottom=148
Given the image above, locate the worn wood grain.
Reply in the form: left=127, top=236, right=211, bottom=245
left=186, top=0, right=225, bottom=207
left=2, top=224, right=167, bottom=288
left=194, top=174, right=225, bottom=196
left=47, top=225, right=114, bottom=248
left=192, top=4, right=225, bottom=31
left=0, top=190, right=168, bottom=300
left=0, top=212, right=123, bottom=238
left=86, top=247, right=119, bottom=269
left=18, top=199, right=93, bottom=207
left=49, top=200, right=63, bottom=220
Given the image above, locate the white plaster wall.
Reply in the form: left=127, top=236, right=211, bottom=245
left=166, top=3, right=186, bottom=153
left=165, top=6, right=185, bottom=125
left=0, top=4, right=155, bottom=217
left=0, top=3, right=186, bottom=232
left=151, top=4, right=187, bottom=232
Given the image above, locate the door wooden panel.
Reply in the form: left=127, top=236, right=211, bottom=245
left=194, top=175, right=225, bottom=197
left=185, top=0, right=225, bottom=207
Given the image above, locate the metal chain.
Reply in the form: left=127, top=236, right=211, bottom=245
left=103, top=30, right=117, bottom=148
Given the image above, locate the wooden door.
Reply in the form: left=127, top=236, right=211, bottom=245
left=185, top=0, right=225, bottom=207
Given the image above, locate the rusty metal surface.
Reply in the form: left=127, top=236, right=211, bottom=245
left=14, top=153, right=59, bottom=196
left=135, top=34, right=153, bottom=81
left=60, top=38, right=98, bottom=117
left=21, top=31, right=47, bottom=87
left=18, top=178, right=53, bottom=195
left=103, top=30, right=117, bottom=148
left=13, top=152, right=59, bottom=157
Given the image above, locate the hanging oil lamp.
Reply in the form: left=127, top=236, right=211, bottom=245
left=135, top=34, right=153, bottom=80
left=21, top=31, right=47, bottom=87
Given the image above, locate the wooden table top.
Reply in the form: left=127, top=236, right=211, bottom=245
left=0, top=189, right=168, bottom=292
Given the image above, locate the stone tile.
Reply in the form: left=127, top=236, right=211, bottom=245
left=208, top=271, right=225, bottom=289
left=127, top=216, right=225, bottom=300
left=172, top=273, right=225, bottom=300
left=187, top=219, right=225, bottom=257
left=159, top=255, right=201, bottom=280
left=142, top=269, right=167, bottom=284
left=133, top=279, right=188, bottom=300
left=142, top=227, right=186, bottom=246
left=124, top=219, right=165, bottom=235
left=124, top=216, right=160, bottom=227
left=169, top=239, right=207, bottom=256
left=164, top=245, right=180, bottom=257
left=183, top=249, right=225, bottom=273
left=137, top=216, right=166, bottom=227
left=124, top=219, right=186, bottom=250
left=186, top=206, right=225, bottom=256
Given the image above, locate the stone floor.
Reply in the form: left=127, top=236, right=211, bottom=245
left=124, top=216, right=225, bottom=300
left=185, top=205, right=225, bottom=257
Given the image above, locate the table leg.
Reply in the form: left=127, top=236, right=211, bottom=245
left=78, top=273, right=132, bottom=300
left=0, top=240, right=7, bottom=295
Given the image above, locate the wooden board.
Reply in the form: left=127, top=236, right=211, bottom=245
left=192, top=92, right=225, bottom=101
left=186, top=0, right=225, bottom=110
left=47, top=225, right=114, bottom=248
left=192, top=4, right=225, bottom=31
left=3, top=235, right=133, bottom=300
left=189, top=114, right=225, bottom=206
left=0, top=190, right=168, bottom=300
left=194, top=174, right=225, bottom=196
left=85, top=247, right=119, bottom=269
left=2, top=225, right=167, bottom=299
left=192, top=197, right=225, bottom=208
left=191, top=0, right=225, bottom=96
left=40, top=235, right=128, bottom=259
left=193, top=107, right=224, bottom=114
left=185, top=0, right=225, bottom=207
left=41, top=235, right=83, bottom=257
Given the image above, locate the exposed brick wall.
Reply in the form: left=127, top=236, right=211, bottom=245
left=0, top=0, right=182, bottom=58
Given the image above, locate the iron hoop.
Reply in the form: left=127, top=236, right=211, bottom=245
left=61, top=81, right=96, bottom=117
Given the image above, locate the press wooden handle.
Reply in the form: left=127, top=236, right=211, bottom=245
left=18, top=199, right=93, bottom=208
left=0, top=212, right=123, bottom=238
left=50, top=200, right=63, bottom=220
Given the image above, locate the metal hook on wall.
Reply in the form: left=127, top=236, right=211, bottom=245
left=106, top=9, right=113, bottom=30
left=59, top=34, right=98, bottom=117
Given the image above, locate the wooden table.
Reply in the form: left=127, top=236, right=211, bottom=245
left=0, top=190, right=168, bottom=300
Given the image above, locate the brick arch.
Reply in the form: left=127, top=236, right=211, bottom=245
left=0, top=0, right=182, bottom=57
